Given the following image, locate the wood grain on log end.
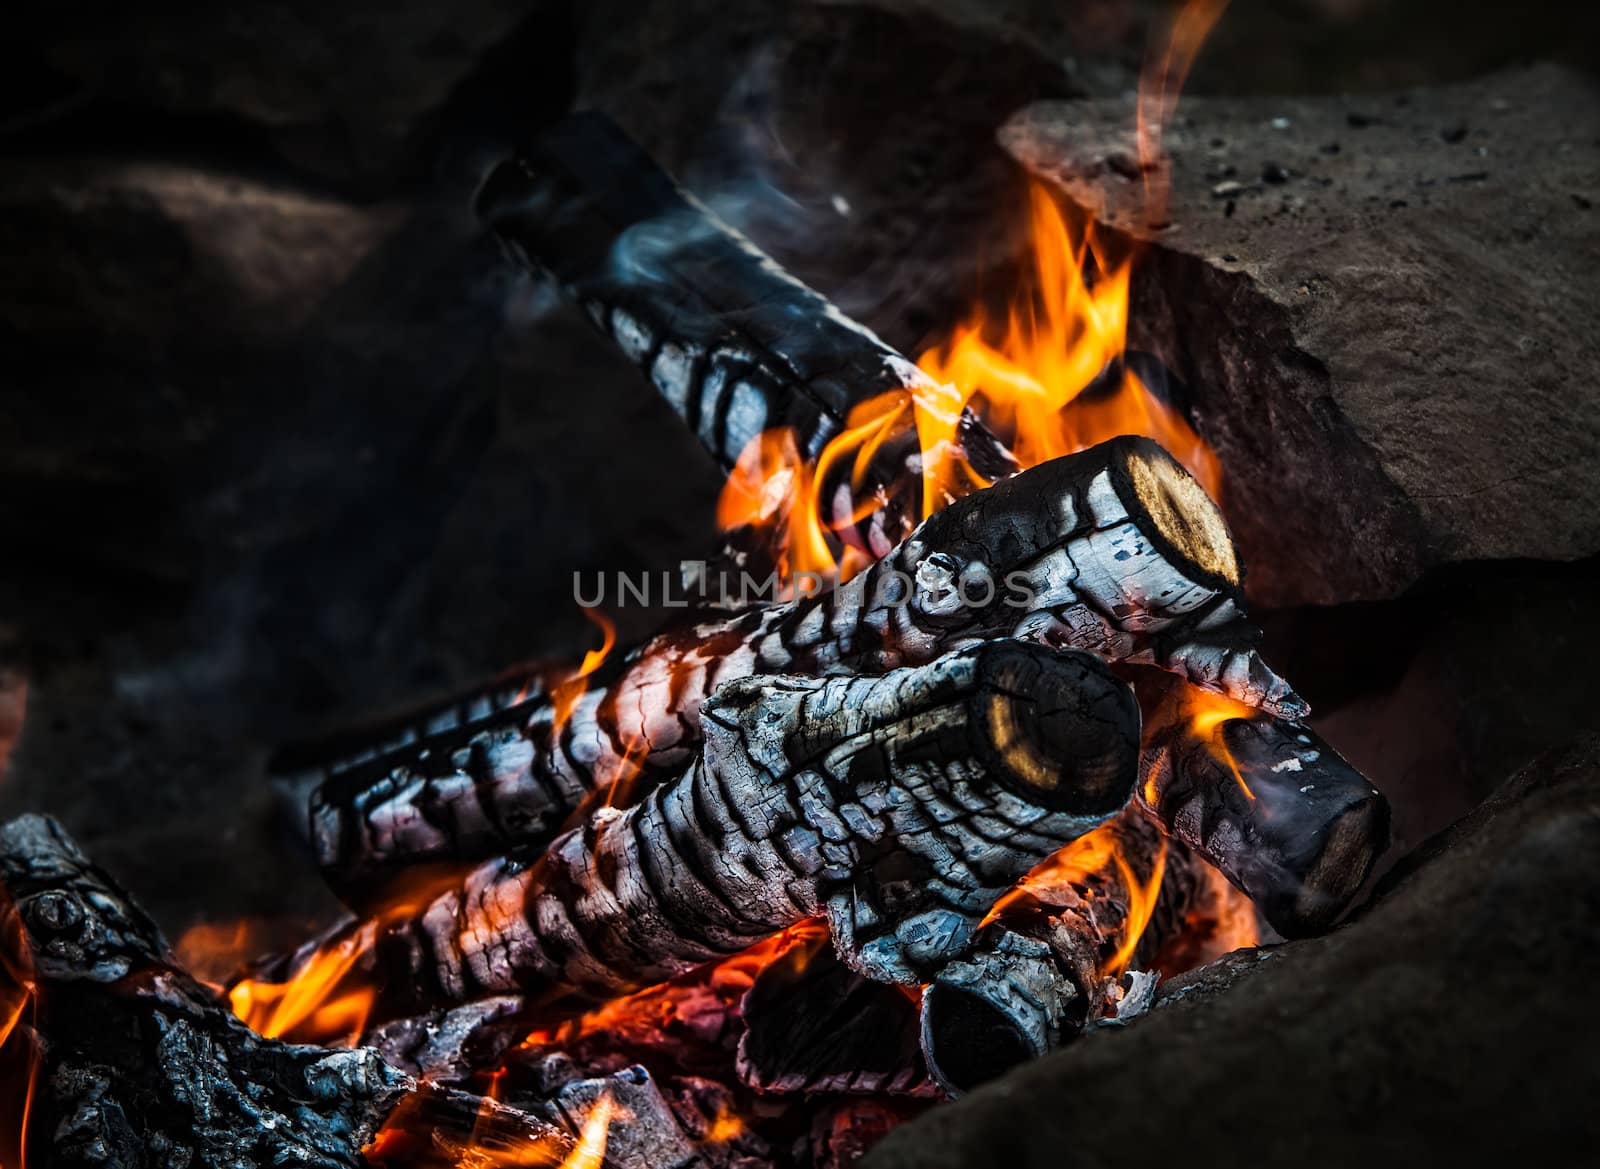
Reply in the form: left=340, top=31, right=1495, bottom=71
left=970, top=643, right=1139, bottom=817
left=1116, top=437, right=1238, bottom=591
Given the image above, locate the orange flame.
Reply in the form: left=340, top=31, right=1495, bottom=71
left=916, top=184, right=1221, bottom=500
left=551, top=609, right=617, bottom=732
left=1185, top=687, right=1259, bottom=801
left=219, top=867, right=474, bottom=1047
left=559, top=1095, right=615, bottom=1169
left=228, top=919, right=384, bottom=1046
left=1, top=888, right=39, bottom=1169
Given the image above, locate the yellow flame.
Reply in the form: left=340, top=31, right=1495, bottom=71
left=559, top=1094, right=616, bottom=1169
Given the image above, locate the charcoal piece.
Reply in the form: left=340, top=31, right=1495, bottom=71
left=0, top=814, right=410, bottom=1169
left=551, top=1066, right=705, bottom=1169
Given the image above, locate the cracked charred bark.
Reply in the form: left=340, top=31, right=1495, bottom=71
left=326, top=641, right=1140, bottom=1018
left=476, top=111, right=1017, bottom=568
left=311, top=436, right=1300, bottom=902
left=0, top=814, right=610, bottom=1169
left=0, top=814, right=412, bottom=1168
left=917, top=808, right=1214, bottom=1096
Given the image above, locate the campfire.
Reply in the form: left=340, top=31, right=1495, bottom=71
left=0, top=9, right=1410, bottom=1168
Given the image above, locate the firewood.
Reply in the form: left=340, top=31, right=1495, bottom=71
left=312, top=437, right=1302, bottom=900
left=338, top=641, right=1139, bottom=1018
left=478, top=112, right=1016, bottom=568
left=916, top=809, right=1220, bottom=1096
left=735, top=933, right=934, bottom=1097
left=0, top=814, right=415, bottom=1168
left=477, top=111, right=994, bottom=479
left=1134, top=672, right=1390, bottom=937
left=0, top=814, right=613, bottom=1169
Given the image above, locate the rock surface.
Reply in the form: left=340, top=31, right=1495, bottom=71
left=1002, top=64, right=1600, bottom=606
left=866, top=734, right=1600, bottom=1168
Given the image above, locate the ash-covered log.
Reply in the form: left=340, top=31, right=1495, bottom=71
left=336, top=641, right=1139, bottom=1017
left=1134, top=672, right=1390, bottom=937
left=477, top=111, right=1017, bottom=568
left=313, top=436, right=1300, bottom=900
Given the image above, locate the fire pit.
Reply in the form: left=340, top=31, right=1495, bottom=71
left=3, top=2, right=1598, bottom=1167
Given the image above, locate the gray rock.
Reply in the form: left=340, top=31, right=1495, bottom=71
left=866, top=733, right=1600, bottom=1168
left=1001, top=64, right=1600, bottom=606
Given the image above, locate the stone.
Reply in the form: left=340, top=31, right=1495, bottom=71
left=1001, top=64, right=1600, bottom=606
left=866, top=734, right=1600, bottom=1168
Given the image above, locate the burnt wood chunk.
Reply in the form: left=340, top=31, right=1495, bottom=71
left=345, top=641, right=1139, bottom=1016
left=736, top=932, right=934, bottom=1097
left=476, top=110, right=966, bottom=473
left=0, top=814, right=413, bottom=1168
left=0, top=815, right=607, bottom=1169
left=1135, top=673, right=1391, bottom=937
left=477, top=111, right=1016, bottom=565
left=917, top=809, right=1225, bottom=1096
left=312, top=437, right=1301, bottom=899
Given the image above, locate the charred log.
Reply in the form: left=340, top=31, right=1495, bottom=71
left=476, top=111, right=988, bottom=477
left=917, top=810, right=1222, bottom=1096
left=736, top=932, right=933, bottom=1097
left=342, top=641, right=1139, bottom=1017
left=0, top=814, right=413, bottom=1168
left=313, top=436, right=1300, bottom=900
left=1135, top=672, right=1391, bottom=937
left=477, top=112, right=1017, bottom=568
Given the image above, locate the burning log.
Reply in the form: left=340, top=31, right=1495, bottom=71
left=478, top=112, right=1016, bottom=569
left=735, top=933, right=933, bottom=1097
left=476, top=111, right=986, bottom=477
left=916, top=810, right=1223, bottom=1096
left=1134, top=672, right=1390, bottom=938
left=313, top=436, right=1301, bottom=899
left=348, top=641, right=1139, bottom=1016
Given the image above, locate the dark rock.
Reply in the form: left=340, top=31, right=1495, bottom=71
left=866, top=734, right=1600, bottom=1169
left=1002, top=64, right=1600, bottom=605
left=10, top=1, right=570, bottom=185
